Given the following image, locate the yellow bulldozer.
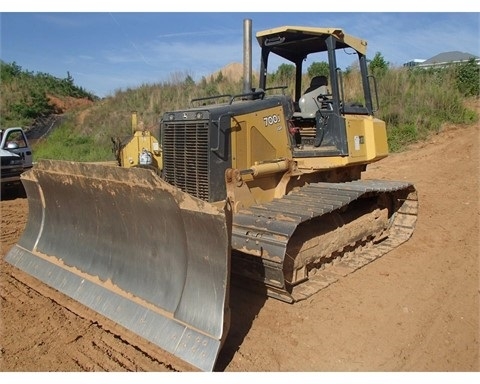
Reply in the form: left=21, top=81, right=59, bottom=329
left=5, top=20, right=418, bottom=371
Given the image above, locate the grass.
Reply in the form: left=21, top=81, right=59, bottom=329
left=32, top=65, right=479, bottom=160
left=33, top=117, right=114, bottom=162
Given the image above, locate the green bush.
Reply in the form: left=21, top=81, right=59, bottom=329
left=376, top=64, right=478, bottom=152
left=455, top=58, right=480, bottom=97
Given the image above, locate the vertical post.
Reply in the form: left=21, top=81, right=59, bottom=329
left=243, top=19, right=252, bottom=94
left=131, top=111, right=137, bottom=134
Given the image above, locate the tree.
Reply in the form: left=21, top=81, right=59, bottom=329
left=184, top=75, right=195, bottom=87
left=369, top=52, right=389, bottom=77
left=307, top=61, right=330, bottom=78
left=66, top=71, right=75, bottom=86
left=344, top=60, right=360, bottom=76
left=275, top=63, right=295, bottom=83
left=1, top=61, right=23, bottom=81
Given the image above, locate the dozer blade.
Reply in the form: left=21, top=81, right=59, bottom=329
left=5, top=159, right=231, bottom=372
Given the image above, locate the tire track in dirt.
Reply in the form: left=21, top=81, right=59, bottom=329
left=0, top=263, right=180, bottom=371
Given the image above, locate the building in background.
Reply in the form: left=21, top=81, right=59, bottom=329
left=403, top=59, right=426, bottom=67
left=404, top=51, right=479, bottom=68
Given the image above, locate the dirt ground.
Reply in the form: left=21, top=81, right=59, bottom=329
left=1, top=101, right=478, bottom=376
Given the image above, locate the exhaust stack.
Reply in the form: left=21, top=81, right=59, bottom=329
left=243, top=18, right=252, bottom=93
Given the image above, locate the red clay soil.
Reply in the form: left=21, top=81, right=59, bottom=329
left=47, top=94, right=94, bottom=114
left=1, top=101, right=478, bottom=375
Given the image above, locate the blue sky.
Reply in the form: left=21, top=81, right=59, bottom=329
left=1, top=3, right=479, bottom=98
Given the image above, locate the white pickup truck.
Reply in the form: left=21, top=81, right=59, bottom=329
left=1, top=127, right=33, bottom=192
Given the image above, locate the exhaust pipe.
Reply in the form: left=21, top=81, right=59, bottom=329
left=243, top=18, right=252, bottom=93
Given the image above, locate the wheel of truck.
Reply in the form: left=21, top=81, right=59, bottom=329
left=0, top=181, right=25, bottom=200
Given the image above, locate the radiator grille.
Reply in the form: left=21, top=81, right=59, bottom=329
left=163, top=120, right=210, bottom=201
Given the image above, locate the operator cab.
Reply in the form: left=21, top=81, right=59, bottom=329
left=256, top=26, right=379, bottom=156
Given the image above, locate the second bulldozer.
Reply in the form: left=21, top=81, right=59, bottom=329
left=6, top=20, right=418, bottom=371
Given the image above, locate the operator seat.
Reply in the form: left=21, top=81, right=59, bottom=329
left=297, top=76, right=329, bottom=118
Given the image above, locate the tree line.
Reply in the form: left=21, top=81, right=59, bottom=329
left=2, top=52, right=479, bottom=161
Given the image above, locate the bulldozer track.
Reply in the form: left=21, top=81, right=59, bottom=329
left=290, top=190, right=417, bottom=301
left=232, top=179, right=418, bottom=302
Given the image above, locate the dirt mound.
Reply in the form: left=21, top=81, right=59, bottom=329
left=213, top=62, right=259, bottom=82
left=47, top=94, right=94, bottom=114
